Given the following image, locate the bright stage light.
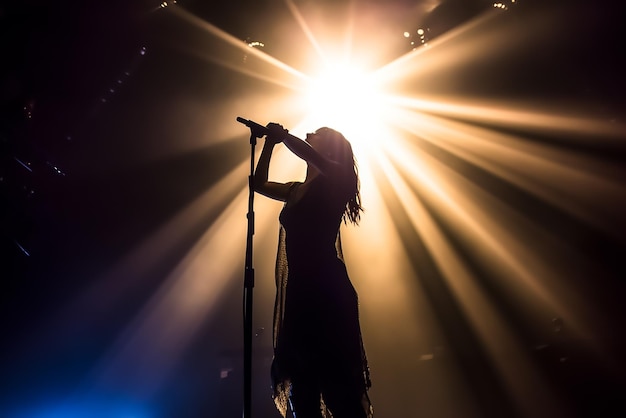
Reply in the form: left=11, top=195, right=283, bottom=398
left=303, top=63, right=389, bottom=149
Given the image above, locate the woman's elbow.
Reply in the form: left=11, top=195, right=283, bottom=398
left=253, top=178, right=267, bottom=192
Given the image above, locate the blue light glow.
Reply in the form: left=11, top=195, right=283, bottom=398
left=8, top=397, right=154, bottom=418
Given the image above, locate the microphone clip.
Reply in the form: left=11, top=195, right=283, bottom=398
left=237, top=117, right=268, bottom=140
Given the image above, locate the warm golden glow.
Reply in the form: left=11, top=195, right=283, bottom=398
left=72, top=2, right=626, bottom=416
left=302, top=62, right=389, bottom=149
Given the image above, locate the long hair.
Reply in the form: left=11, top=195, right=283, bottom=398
left=315, top=127, right=363, bottom=225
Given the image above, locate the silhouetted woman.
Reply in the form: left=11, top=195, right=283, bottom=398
left=254, top=123, right=373, bottom=418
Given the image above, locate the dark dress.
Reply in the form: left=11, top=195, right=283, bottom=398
left=271, top=175, right=372, bottom=417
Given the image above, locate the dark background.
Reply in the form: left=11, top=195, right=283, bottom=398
left=2, top=1, right=625, bottom=417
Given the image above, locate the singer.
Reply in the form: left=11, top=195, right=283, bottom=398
left=254, top=123, right=373, bottom=418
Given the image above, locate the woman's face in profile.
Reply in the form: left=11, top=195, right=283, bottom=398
left=305, top=131, right=322, bottom=148
left=306, top=129, right=335, bottom=157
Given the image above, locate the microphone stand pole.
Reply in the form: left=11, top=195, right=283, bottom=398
left=242, top=124, right=264, bottom=418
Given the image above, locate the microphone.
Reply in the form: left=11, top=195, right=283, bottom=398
left=237, top=117, right=269, bottom=136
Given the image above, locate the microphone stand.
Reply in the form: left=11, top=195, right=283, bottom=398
left=242, top=122, right=264, bottom=418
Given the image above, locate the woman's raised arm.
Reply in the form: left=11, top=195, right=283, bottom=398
left=253, top=132, right=293, bottom=201
left=266, top=123, right=339, bottom=176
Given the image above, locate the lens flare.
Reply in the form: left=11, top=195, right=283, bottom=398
left=303, top=63, right=387, bottom=145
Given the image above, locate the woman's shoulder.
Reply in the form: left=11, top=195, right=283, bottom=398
left=284, top=181, right=304, bottom=203
left=320, top=170, right=354, bottom=192
left=287, top=181, right=303, bottom=193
